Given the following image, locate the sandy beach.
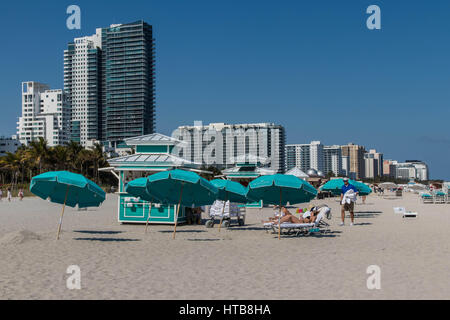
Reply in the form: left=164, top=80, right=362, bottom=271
left=0, top=192, right=449, bottom=300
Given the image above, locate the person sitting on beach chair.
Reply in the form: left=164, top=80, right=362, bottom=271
left=264, top=204, right=331, bottom=225
left=265, top=206, right=291, bottom=223
left=303, top=205, right=331, bottom=223
left=263, top=206, right=310, bottom=225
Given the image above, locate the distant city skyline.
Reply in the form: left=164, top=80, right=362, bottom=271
left=1, top=1, right=449, bottom=179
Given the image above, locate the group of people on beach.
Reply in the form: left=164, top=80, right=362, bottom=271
left=263, top=204, right=331, bottom=225
left=0, top=187, right=24, bottom=202
left=263, top=177, right=359, bottom=227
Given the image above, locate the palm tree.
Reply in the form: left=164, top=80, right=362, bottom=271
left=27, top=137, right=50, bottom=174
left=49, top=145, right=69, bottom=171
left=76, top=149, right=94, bottom=176
left=0, top=152, right=21, bottom=188
left=65, top=141, right=83, bottom=172
left=89, top=143, right=106, bottom=183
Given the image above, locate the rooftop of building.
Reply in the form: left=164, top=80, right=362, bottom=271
left=178, top=122, right=283, bottom=129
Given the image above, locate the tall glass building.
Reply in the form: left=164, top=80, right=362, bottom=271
left=102, top=21, right=155, bottom=146
left=64, top=21, right=155, bottom=146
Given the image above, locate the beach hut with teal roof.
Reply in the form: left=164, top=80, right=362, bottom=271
left=100, top=133, right=205, bottom=224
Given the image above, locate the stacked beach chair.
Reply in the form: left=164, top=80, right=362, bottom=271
left=421, top=190, right=448, bottom=204
left=434, top=191, right=446, bottom=204
left=421, top=193, right=434, bottom=204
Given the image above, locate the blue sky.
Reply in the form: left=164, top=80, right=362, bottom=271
left=1, top=0, right=449, bottom=179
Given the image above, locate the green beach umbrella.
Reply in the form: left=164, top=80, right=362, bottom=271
left=353, top=181, right=372, bottom=196
left=30, top=171, right=106, bottom=240
left=125, top=177, right=162, bottom=234
left=210, top=179, right=250, bottom=231
left=210, top=179, right=249, bottom=203
left=146, top=169, right=218, bottom=239
left=246, top=174, right=317, bottom=240
left=320, top=178, right=372, bottom=196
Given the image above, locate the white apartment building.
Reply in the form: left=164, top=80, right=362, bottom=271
left=341, top=155, right=354, bottom=179
left=395, top=161, right=429, bottom=181
left=17, top=82, right=70, bottom=146
left=285, top=141, right=324, bottom=173
left=323, top=145, right=342, bottom=177
left=64, top=29, right=102, bottom=146
left=174, top=122, right=286, bottom=173
left=364, top=149, right=383, bottom=178
left=364, top=153, right=377, bottom=179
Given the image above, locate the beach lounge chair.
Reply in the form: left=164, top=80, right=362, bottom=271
left=263, top=209, right=331, bottom=237
left=421, top=193, right=434, bottom=204
left=434, top=191, right=446, bottom=204
left=393, top=207, right=418, bottom=218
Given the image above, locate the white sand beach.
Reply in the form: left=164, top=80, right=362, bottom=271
left=0, top=192, right=449, bottom=300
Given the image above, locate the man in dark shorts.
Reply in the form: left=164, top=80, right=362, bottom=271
left=340, top=178, right=358, bottom=226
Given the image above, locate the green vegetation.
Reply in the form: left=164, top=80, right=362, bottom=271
left=0, top=138, right=114, bottom=193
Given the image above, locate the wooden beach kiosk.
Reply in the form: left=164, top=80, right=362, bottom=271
left=101, top=133, right=204, bottom=224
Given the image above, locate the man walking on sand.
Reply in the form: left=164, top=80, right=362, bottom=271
left=340, top=178, right=358, bottom=226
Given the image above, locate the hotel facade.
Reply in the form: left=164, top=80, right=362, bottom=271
left=174, top=122, right=286, bottom=173
left=63, top=21, right=155, bottom=147
left=17, top=81, right=71, bottom=146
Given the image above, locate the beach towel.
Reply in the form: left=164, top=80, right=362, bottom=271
left=209, top=200, right=240, bottom=217
left=341, top=189, right=357, bottom=205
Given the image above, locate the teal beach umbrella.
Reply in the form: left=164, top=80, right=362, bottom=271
left=125, top=177, right=162, bottom=233
left=320, top=179, right=372, bottom=196
left=146, top=169, right=218, bottom=239
left=30, top=171, right=106, bottom=239
left=210, top=179, right=249, bottom=203
left=210, top=179, right=249, bottom=231
left=353, top=181, right=372, bottom=196
left=246, top=174, right=317, bottom=239
left=125, top=177, right=155, bottom=202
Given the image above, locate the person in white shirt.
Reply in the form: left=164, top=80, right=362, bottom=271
left=7, top=188, right=12, bottom=202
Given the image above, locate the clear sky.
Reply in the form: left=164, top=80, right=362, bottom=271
left=1, top=0, right=449, bottom=179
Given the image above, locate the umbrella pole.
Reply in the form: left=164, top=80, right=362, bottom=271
left=172, top=184, right=184, bottom=240
left=278, top=187, right=282, bottom=240
left=56, top=185, right=69, bottom=240
left=218, top=194, right=227, bottom=232
left=145, top=200, right=153, bottom=234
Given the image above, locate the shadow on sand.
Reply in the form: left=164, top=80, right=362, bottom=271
left=277, top=232, right=340, bottom=239
left=349, top=211, right=382, bottom=218
left=73, top=230, right=124, bottom=235
left=73, top=237, right=141, bottom=242
left=352, top=222, right=372, bottom=226
left=158, top=230, right=206, bottom=234
left=229, top=226, right=266, bottom=231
